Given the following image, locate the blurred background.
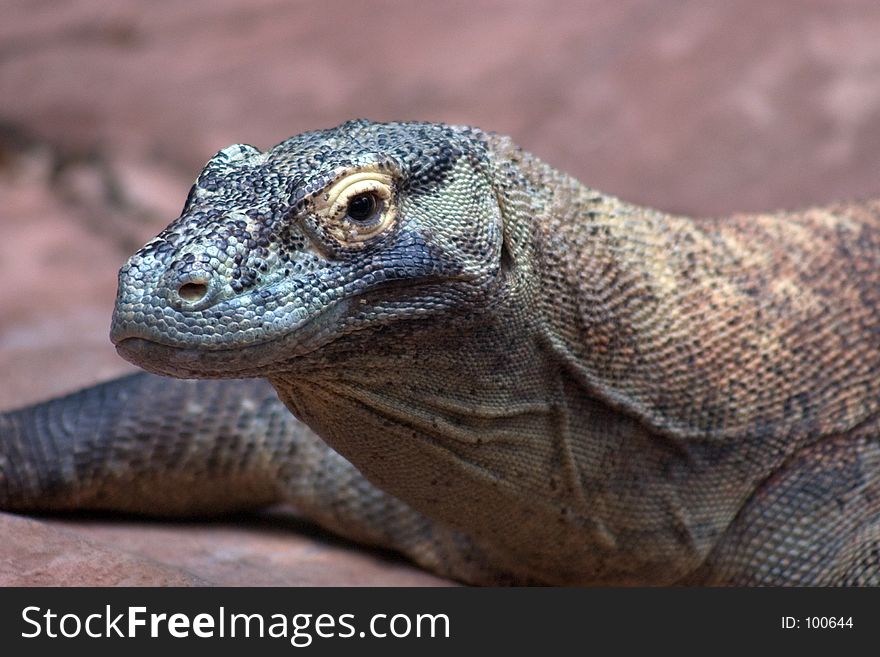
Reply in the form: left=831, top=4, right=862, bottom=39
left=2, top=0, right=880, bottom=584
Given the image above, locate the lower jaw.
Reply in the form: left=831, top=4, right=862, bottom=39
left=111, top=298, right=354, bottom=379
left=114, top=337, right=279, bottom=379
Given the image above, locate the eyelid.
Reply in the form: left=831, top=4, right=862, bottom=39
left=323, top=172, right=394, bottom=218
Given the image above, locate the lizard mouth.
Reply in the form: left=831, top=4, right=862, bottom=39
left=114, top=337, right=271, bottom=378
left=111, top=274, right=469, bottom=379
left=112, top=297, right=352, bottom=378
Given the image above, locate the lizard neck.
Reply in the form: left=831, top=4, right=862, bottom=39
left=268, top=311, right=705, bottom=585
left=508, top=148, right=880, bottom=447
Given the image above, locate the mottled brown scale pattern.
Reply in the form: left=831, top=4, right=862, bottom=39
left=2, top=121, right=880, bottom=584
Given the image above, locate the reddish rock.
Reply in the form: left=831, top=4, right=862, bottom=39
left=0, top=512, right=204, bottom=586
left=46, top=507, right=452, bottom=587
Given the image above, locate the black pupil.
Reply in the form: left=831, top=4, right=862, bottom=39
left=347, top=194, right=376, bottom=221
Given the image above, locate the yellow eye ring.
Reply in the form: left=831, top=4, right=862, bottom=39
left=320, top=172, right=396, bottom=244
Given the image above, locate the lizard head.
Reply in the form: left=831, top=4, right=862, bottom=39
left=110, top=120, right=509, bottom=377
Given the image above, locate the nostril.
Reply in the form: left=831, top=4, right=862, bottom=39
left=178, top=282, right=209, bottom=303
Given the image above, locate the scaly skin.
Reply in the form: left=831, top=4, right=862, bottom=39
left=2, top=120, right=880, bottom=584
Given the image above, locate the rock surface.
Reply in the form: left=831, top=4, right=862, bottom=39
left=2, top=0, right=880, bottom=585
left=0, top=513, right=205, bottom=586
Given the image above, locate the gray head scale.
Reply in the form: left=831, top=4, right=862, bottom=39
left=110, top=120, right=507, bottom=377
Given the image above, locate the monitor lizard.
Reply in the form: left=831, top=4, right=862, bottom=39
left=2, top=120, right=879, bottom=585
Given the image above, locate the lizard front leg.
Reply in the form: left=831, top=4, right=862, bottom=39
left=0, top=372, right=517, bottom=584
left=694, top=431, right=880, bottom=585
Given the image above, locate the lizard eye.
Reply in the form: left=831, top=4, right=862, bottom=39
left=319, top=171, right=397, bottom=244
left=346, top=192, right=380, bottom=223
